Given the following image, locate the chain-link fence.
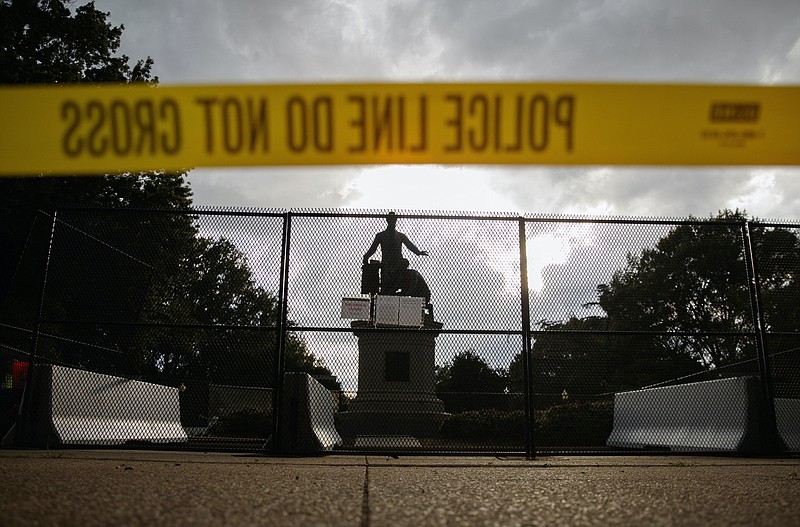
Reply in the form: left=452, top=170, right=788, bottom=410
left=1, top=208, right=798, bottom=455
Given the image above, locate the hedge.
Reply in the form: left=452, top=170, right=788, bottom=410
left=440, top=400, right=614, bottom=446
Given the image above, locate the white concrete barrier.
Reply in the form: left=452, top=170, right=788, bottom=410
left=775, top=398, right=800, bottom=452
left=606, top=377, right=764, bottom=452
left=278, top=372, right=341, bottom=453
left=25, top=364, right=187, bottom=446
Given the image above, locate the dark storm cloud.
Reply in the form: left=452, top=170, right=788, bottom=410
left=419, top=0, right=800, bottom=82
left=99, top=0, right=392, bottom=82
left=99, top=0, right=800, bottom=84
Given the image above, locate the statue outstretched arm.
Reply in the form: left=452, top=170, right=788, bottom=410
left=401, top=233, right=428, bottom=256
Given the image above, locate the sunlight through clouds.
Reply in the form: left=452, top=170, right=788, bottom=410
left=725, top=170, right=784, bottom=216
left=345, top=165, right=519, bottom=212
left=526, top=234, right=573, bottom=294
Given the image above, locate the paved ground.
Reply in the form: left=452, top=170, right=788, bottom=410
left=1, top=450, right=798, bottom=526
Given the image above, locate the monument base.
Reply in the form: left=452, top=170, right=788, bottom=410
left=337, top=320, right=448, bottom=439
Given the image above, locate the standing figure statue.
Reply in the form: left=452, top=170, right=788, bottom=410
left=362, top=212, right=431, bottom=302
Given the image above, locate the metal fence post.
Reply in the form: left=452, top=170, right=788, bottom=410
left=272, top=211, right=292, bottom=452
left=518, top=217, right=535, bottom=458
left=742, top=221, right=781, bottom=453
left=16, top=209, right=58, bottom=446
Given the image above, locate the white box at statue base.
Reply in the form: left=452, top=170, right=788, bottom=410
left=374, top=295, right=399, bottom=325
left=398, top=297, right=424, bottom=326
left=373, top=295, right=424, bottom=326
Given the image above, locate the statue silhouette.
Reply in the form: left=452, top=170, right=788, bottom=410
left=362, top=212, right=431, bottom=302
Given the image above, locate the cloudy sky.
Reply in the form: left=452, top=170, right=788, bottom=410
left=94, top=0, right=800, bottom=220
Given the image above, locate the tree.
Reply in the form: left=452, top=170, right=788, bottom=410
left=0, top=0, right=189, bottom=328
left=750, top=227, right=800, bottom=333
left=436, top=350, right=508, bottom=412
left=509, top=316, right=704, bottom=398
left=598, top=210, right=745, bottom=368
left=41, top=219, right=336, bottom=388
left=595, top=209, right=800, bottom=400
left=511, top=210, right=800, bottom=401
left=595, top=209, right=794, bottom=370
left=142, top=236, right=334, bottom=388
left=1, top=0, right=156, bottom=85
left=0, top=1, right=336, bottom=392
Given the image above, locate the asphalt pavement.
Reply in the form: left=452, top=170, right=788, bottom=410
left=1, top=449, right=798, bottom=526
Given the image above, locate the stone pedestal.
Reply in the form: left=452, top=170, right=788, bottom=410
left=336, top=321, right=448, bottom=439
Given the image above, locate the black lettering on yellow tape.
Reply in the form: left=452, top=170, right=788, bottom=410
left=61, top=97, right=182, bottom=158
left=1, top=82, right=798, bottom=175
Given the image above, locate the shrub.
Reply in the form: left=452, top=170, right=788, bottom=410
left=440, top=409, right=525, bottom=440
left=535, top=400, right=614, bottom=446
left=440, top=400, right=614, bottom=446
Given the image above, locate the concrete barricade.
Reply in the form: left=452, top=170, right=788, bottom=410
left=775, top=397, right=800, bottom=452
left=24, top=364, right=187, bottom=446
left=278, top=372, right=341, bottom=453
left=606, top=377, right=765, bottom=452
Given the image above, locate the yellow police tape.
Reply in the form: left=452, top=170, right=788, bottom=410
left=1, top=82, right=798, bottom=175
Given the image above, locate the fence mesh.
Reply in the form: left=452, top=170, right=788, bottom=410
left=1, top=208, right=798, bottom=455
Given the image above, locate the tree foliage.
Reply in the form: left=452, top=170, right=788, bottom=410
left=0, top=0, right=333, bottom=390
left=1, top=0, right=156, bottom=84
left=436, top=350, right=508, bottom=412
left=596, top=210, right=800, bottom=369
left=512, top=316, right=704, bottom=397
left=597, top=209, right=756, bottom=368
left=128, top=235, right=329, bottom=388
left=436, top=350, right=507, bottom=394
left=0, top=0, right=188, bottom=319
left=515, top=210, right=800, bottom=397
